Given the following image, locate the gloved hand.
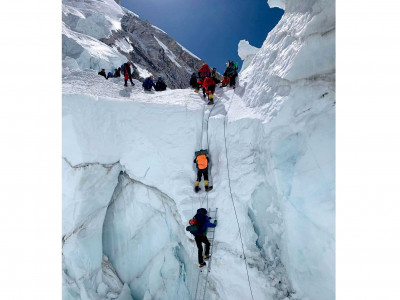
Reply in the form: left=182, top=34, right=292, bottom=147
left=213, top=220, right=218, bottom=226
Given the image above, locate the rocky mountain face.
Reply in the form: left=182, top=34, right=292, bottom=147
left=101, top=10, right=205, bottom=88
left=62, top=0, right=205, bottom=89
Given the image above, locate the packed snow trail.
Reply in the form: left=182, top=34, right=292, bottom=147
left=190, top=87, right=255, bottom=300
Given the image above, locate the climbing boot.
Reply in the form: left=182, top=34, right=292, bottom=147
left=204, top=180, right=210, bottom=191
left=199, top=262, right=206, bottom=268
left=208, top=93, right=213, bottom=101
left=207, top=100, right=214, bottom=105
left=205, top=186, right=212, bottom=192
left=204, top=255, right=210, bottom=260
left=194, top=89, right=199, bottom=93
left=194, top=181, right=200, bottom=193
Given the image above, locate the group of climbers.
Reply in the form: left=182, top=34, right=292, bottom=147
left=190, top=60, right=238, bottom=105
left=142, top=75, right=167, bottom=91
left=185, top=149, right=217, bottom=268
left=98, top=59, right=238, bottom=96
left=98, top=67, right=121, bottom=80
left=98, top=61, right=167, bottom=91
left=185, top=61, right=239, bottom=267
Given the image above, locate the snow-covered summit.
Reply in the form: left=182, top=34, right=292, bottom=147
left=62, top=0, right=205, bottom=88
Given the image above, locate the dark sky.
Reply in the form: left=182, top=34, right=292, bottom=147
left=121, top=0, right=283, bottom=72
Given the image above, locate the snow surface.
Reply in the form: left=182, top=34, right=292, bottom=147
left=62, top=0, right=124, bottom=39
left=114, top=38, right=133, bottom=54
left=63, top=0, right=335, bottom=299
left=62, top=22, right=126, bottom=72
left=133, top=63, right=153, bottom=79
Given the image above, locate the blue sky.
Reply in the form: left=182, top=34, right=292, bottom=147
left=121, top=0, right=283, bottom=73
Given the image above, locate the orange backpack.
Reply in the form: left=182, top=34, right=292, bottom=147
left=196, top=154, right=208, bottom=169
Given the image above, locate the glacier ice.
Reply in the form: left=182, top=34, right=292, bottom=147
left=238, top=40, right=260, bottom=72
left=62, top=0, right=335, bottom=299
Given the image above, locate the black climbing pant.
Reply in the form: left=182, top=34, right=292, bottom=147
left=229, top=73, right=237, bottom=87
left=125, top=78, right=134, bottom=86
left=195, top=235, right=210, bottom=264
left=197, top=169, right=208, bottom=182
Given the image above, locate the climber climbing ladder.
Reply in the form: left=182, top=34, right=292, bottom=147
left=194, top=208, right=218, bottom=300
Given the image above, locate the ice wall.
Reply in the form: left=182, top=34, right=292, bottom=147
left=238, top=40, right=260, bottom=72
left=235, top=0, right=335, bottom=298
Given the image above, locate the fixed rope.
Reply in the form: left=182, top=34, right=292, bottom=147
left=222, top=91, right=255, bottom=300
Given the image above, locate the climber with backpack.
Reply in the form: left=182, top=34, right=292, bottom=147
left=198, top=63, right=211, bottom=97
left=229, top=62, right=238, bottom=89
left=202, top=76, right=216, bottom=105
left=121, top=62, right=135, bottom=87
left=98, top=69, right=107, bottom=79
left=193, top=149, right=213, bottom=192
left=221, top=60, right=238, bottom=88
left=210, top=67, right=220, bottom=85
left=142, top=75, right=156, bottom=91
left=190, top=73, right=199, bottom=91
left=186, top=208, right=217, bottom=267
left=155, top=76, right=167, bottom=91
left=114, top=67, right=121, bottom=77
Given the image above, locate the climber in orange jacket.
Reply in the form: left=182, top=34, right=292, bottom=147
left=193, top=151, right=212, bottom=193
left=202, top=77, right=216, bottom=105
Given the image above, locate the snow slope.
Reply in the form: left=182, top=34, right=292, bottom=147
left=62, top=0, right=335, bottom=299
left=62, top=0, right=204, bottom=88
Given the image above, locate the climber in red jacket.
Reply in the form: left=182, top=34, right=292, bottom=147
left=202, top=77, right=216, bottom=105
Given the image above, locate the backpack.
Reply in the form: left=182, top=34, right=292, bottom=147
left=195, top=209, right=207, bottom=231
left=186, top=208, right=208, bottom=235
left=199, top=64, right=210, bottom=77
left=233, top=62, right=238, bottom=71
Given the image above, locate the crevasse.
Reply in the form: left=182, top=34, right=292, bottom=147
left=62, top=0, right=335, bottom=299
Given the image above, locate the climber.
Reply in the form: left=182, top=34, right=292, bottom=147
left=197, top=63, right=211, bottom=97
left=198, top=78, right=206, bottom=97
left=190, top=73, right=199, bottom=91
left=142, top=75, right=156, bottom=91
left=98, top=69, right=107, bottom=79
left=155, top=76, right=167, bottom=91
left=210, top=67, right=220, bottom=85
left=202, top=76, right=216, bottom=105
left=186, top=208, right=217, bottom=267
left=106, top=71, right=113, bottom=79
left=193, top=150, right=212, bottom=192
left=198, top=63, right=211, bottom=81
left=221, top=60, right=238, bottom=88
left=122, top=62, right=135, bottom=87
left=114, top=68, right=121, bottom=77
left=229, top=62, right=238, bottom=89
